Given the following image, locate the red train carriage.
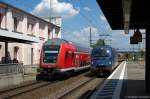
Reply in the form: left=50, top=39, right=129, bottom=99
left=36, top=38, right=91, bottom=80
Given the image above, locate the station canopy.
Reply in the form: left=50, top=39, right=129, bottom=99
left=97, top=0, right=149, bottom=30
left=0, top=29, right=40, bottom=43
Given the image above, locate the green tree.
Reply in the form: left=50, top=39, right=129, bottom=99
left=139, top=49, right=145, bottom=59
left=92, top=39, right=105, bottom=48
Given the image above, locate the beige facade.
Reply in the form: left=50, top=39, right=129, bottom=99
left=0, top=2, right=61, bottom=65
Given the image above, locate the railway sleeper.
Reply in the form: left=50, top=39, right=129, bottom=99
left=36, top=69, right=72, bottom=81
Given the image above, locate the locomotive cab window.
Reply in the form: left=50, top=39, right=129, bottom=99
left=43, top=45, right=60, bottom=63
left=92, top=48, right=110, bottom=58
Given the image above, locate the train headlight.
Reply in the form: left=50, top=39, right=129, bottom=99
left=109, top=61, right=112, bottom=65
left=106, top=50, right=110, bottom=53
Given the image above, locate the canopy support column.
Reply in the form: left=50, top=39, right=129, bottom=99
left=4, top=41, right=8, bottom=64
left=146, top=24, right=150, bottom=93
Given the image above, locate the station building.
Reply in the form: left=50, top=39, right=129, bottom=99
left=0, top=1, right=61, bottom=66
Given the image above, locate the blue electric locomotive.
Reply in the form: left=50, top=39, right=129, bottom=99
left=91, top=45, right=118, bottom=76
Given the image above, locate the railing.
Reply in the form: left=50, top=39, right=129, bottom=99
left=23, top=64, right=38, bottom=74
left=0, top=63, right=24, bottom=75
left=0, top=63, right=39, bottom=76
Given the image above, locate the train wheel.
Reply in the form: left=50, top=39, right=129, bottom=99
left=105, top=71, right=111, bottom=77
left=90, top=70, right=96, bottom=76
left=47, top=75, right=53, bottom=81
left=59, top=72, right=70, bottom=80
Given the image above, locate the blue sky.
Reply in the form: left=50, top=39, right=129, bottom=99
left=1, top=0, right=145, bottom=51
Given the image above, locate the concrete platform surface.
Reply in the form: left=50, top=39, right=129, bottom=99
left=121, top=61, right=150, bottom=99
left=89, top=61, right=149, bottom=99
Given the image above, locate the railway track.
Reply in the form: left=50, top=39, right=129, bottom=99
left=57, top=78, right=95, bottom=99
left=0, top=81, right=52, bottom=99
left=58, top=78, right=105, bottom=99
left=42, top=74, right=105, bottom=99
left=54, top=64, right=122, bottom=99
left=0, top=71, right=90, bottom=99
left=0, top=71, right=105, bottom=99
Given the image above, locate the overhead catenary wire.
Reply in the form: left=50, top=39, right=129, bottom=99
left=65, top=0, right=103, bottom=46
left=76, top=0, right=112, bottom=42
left=66, top=0, right=102, bottom=32
left=77, top=0, right=103, bottom=30
left=72, top=0, right=112, bottom=46
left=72, top=0, right=112, bottom=45
left=74, top=0, right=106, bottom=33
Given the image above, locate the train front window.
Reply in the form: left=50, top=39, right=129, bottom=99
left=43, top=45, right=60, bottom=63
left=92, top=49, right=110, bottom=57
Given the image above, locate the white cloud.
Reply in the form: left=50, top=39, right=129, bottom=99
left=100, top=15, right=107, bottom=22
left=32, top=0, right=79, bottom=18
left=64, top=28, right=145, bottom=50
left=83, top=7, right=91, bottom=11
left=64, top=26, right=99, bottom=47
left=64, top=28, right=131, bottom=48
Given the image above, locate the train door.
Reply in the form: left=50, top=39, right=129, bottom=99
left=65, top=50, right=69, bottom=68
left=71, top=51, right=75, bottom=66
left=68, top=50, right=73, bottom=67
left=75, top=54, right=79, bottom=67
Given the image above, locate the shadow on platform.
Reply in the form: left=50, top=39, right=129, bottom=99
left=121, top=79, right=150, bottom=99
left=88, top=79, right=150, bottom=99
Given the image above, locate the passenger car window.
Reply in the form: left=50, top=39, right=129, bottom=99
left=65, top=51, right=69, bottom=59
left=72, top=52, right=74, bottom=58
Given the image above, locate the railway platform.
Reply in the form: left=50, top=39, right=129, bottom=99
left=0, top=64, right=36, bottom=90
left=90, top=61, right=150, bottom=99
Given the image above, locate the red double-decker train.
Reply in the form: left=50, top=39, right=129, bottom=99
left=36, top=38, right=91, bottom=80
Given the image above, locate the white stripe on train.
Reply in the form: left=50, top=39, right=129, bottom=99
left=59, top=65, right=90, bottom=72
